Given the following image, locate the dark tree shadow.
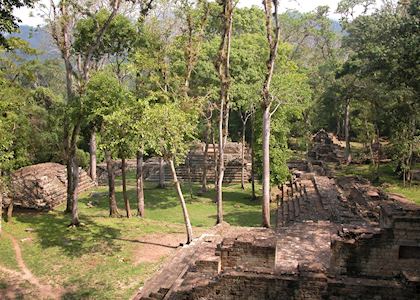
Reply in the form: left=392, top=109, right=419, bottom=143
left=14, top=212, right=122, bottom=257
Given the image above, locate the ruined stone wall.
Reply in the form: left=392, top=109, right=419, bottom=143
left=330, top=200, right=420, bottom=278
left=218, top=238, right=276, bottom=271
left=171, top=273, right=326, bottom=300
left=171, top=272, right=417, bottom=300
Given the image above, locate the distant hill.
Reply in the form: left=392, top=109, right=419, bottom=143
left=11, top=25, right=59, bottom=60
left=331, top=19, right=342, bottom=33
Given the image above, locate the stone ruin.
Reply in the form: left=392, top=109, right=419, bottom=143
left=3, top=162, right=95, bottom=211
left=96, top=142, right=251, bottom=185
left=308, top=129, right=344, bottom=163
left=135, top=160, right=420, bottom=300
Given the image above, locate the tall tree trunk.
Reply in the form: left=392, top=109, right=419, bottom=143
left=215, top=0, right=233, bottom=224
left=0, top=190, right=2, bottom=234
left=201, top=123, right=210, bottom=193
left=106, top=151, right=119, bottom=217
left=65, top=157, right=73, bottom=213
left=241, top=120, right=246, bottom=190
left=122, top=157, right=131, bottom=218
left=70, top=154, right=80, bottom=226
left=262, top=104, right=271, bottom=227
left=136, top=151, right=145, bottom=217
left=216, top=104, right=225, bottom=224
left=336, top=116, right=341, bottom=138
left=60, top=2, right=74, bottom=215
left=68, top=122, right=82, bottom=226
left=344, top=99, right=352, bottom=164
left=212, top=127, right=218, bottom=190
left=261, top=0, right=280, bottom=228
left=250, top=113, right=256, bottom=200
left=168, top=159, right=193, bottom=244
left=6, top=200, right=13, bottom=220
left=89, top=128, right=97, bottom=183
left=158, top=157, right=165, bottom=188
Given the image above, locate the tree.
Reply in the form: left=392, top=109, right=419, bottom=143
left=230, top=32, right=267, bottom=191
left=102, top=101, right=138, bottom=219
left=0, top=54, right=32, bottom=229
left=73, top=10, right=137, bottom=183
left=214, top=0, right=234, bottom=224
left=260, top=0, right=281, bottom=228
left=0, top=0, right=36, bottom=47
left=143, top=102, right=197, bottom=244
left=83, top=71, right=127, bottom=217
left=47, top=0, right=154, bottom=226
left=336, top=0, right=419, bottom=181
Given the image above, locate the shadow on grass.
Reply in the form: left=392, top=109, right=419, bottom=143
left=86, top=186, right=181, bottom=212
left=222, top=209, right=277, bottom=227
left=14, top=212, right=122, bottom=258
left=62, top=288, right=98, bottom=300
left=85, top=182, right=267, bottom=227
left=114, top=238, right=178, bottom=249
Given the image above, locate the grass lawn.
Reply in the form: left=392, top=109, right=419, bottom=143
left=0, top=173, right=273, bottom=299
left=333, top=163, right=420, bottom=205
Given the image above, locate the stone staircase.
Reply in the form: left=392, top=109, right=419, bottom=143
left=145, top=142, right=251, bottom=184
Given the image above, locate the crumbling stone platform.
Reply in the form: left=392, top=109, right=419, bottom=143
left=134, top=153, right=420, bottom=299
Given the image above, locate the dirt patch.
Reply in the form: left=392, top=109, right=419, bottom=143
left=133, top=233, right=188, bottom=265
left=133, top=229, right=207, bottom=265
left=2, top=232, right=65, bottom=299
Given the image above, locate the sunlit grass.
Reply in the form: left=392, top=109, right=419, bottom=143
left=0, top=175, right=270, bottom=299
left=334, top=162, right=419, bottom=204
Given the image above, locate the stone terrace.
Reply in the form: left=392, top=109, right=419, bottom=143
left=134, top=157, right=420, bottom=299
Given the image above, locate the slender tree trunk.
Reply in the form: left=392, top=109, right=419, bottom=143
left=201, top=123, right=210, bottom=193
left=136, top=151, right=145, bottom=217
left=6, top=199, right=13, bottom=221
left=214, top=0, right=233, bottom=224
left=212, top=127, right=218, bottom=190
left=344, top=99, right=351, bottom=164
left=106, top=151, right=119, bottom=217
left=168, top=159, right=193, bottom=244
left=0, top=191, right=2, bottom=234
left=70, top=154, right=80, bottom=226
left=262, top=104, right=271, bottom=227
left=65, top=157, right=73, bottom=213
left=158, top=157, right=165, bottom=188
left=69, top=122, right=82, bottom=226
left=122, top=157, right=131, bottom=218
left=336, top=115, right=341, bottom=138
left=241, top=120, right=246, bottom=190
left=261, top=0, right=280, bottom=228
left=250, top=114, right=256, bottom=200
left=216, top=102, right=225, bottom=224
left=89, top=128, right=97, bottom=183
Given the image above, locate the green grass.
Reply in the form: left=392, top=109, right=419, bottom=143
left=0, top=175, right=272, bottom=299
left=334, top=163, right=420, bottom=205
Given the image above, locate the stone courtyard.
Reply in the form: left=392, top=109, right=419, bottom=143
left=134, top=132, right=420, bottom=300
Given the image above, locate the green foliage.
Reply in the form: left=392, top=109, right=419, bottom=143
left=0, top=78, right=31, bottom=172
left=0, top=0, right=36, bottom=47
left=333, top=1, right=420, bottom=176
left=254, top=43, right=312, bottom=185
left=76, top=148, right=90, bottom=169
left=83, top=71, right=127, bottom=127
left=73, top=10, right=136, bottom=61
left=143, top=102, right=198, bottom=164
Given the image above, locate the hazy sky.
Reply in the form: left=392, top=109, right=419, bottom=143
left=15, top=0, right=343, bottom=27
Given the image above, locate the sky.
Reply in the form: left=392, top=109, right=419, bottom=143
left=15, top=0, right=343, bottom=27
